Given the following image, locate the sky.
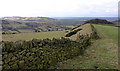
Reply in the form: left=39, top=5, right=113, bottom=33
left=0, top=0, right=119, bottom=17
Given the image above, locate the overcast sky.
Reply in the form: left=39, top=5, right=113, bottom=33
left=0, top=0, right=119, bottom=17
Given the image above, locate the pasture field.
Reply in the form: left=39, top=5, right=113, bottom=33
left=18, top=29, right=34, bottom=33
left=2, top=31, right=66, bottom=41
left=56, top=24, right=118, bottom=69
left=93, top=24, right=118, bottom=44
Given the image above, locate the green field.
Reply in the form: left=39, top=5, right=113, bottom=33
left=2, top=31, right=66, bottom=41
left=56, top=24, right=118, bottom=69
left=94, top=24, right=118, bottom=44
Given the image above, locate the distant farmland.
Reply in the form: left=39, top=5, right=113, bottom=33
left=2, top=31, right=66, bottom=41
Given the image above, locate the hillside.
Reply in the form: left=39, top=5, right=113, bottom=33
left=84, top=19, right=113, bottom=24
left=2, top=19, right=72, bottom=34
left=1, top=18, right=118, bottom=69
left=56, top=24, right=118, bottom=69
left=2, top=16, right=57, bottom=22
left=68, top=24, right=92, bottom=41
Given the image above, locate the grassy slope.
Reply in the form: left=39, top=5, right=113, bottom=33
left=18, top=29, right=34, bottom=33
left=2, top=31, right=65, bottom=41
left=56, top=24, right=118, bottom=69
left=69, top=24, right=92, bottom=41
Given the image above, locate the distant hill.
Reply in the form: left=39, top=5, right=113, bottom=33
left=53, top=17, right=118, bottom=21
left=2, top=20, right=56, bottom=27
left=84, top=19, right=113, bottom=24
left=2, top=19, right=57, bottom=34
left=1, top=19, right=72, bottom=34
left=1, top=16, right=85, bottom=26
left=1, top=16, right=58, bottom=33
left=56, top=19, right=85, bottom=26
left=1, top=17, right=117, bottom=34
left=52, top=17, right=117, bottom=26
left=2, top=17, right=117, bottom=26
left=2, top=16, right=57, bottom=23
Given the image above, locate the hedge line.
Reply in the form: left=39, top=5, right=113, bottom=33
left=2, top=36, right=90, bottom=69
left=2, top=24, right=99, bottom=69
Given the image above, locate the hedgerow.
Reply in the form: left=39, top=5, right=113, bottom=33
left=2, top=24, right=99, bottom=69
left=2, top=36, right=90, bottom=69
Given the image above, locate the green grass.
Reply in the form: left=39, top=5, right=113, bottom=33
left=18, top=29, right=34, bottom=33
left=56, top=24, right=118, bottom=69
left=2, top=31, right=66, bottom=41
left=93, top=24, right=118, bottom=44
left=66, top=25, right=74, bottom=28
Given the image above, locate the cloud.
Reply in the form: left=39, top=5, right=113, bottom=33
left=0, top=0, right=119, bottom=17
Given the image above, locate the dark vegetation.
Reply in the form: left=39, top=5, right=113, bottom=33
left=2, top=23, right=98, bottom=69
left=2, top=20, right=9, bottom=24
left=2, top=36, right=90, bottom=69
left=65, top=29, right=82, bottom=37
left=84, top=19, right=113, bottom=24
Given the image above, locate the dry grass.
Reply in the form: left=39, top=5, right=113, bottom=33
left=70, top=24, right=92, bottom=41
left=2, top=31, right=66, bottom=41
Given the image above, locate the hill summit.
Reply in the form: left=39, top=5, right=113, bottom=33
left=84, top=19, right=113, bottom=24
